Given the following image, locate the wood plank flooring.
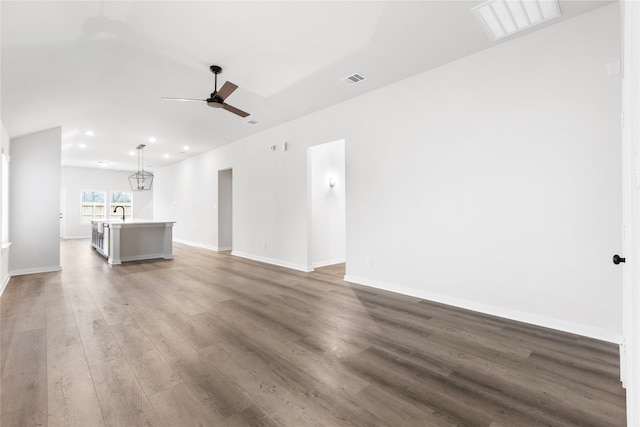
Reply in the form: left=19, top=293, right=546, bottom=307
left=0, top=239, right=626, bottom=426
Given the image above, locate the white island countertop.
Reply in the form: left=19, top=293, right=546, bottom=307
left=92, top=219, right=176, bottom=225
left=91, top=219, right=176, bottom=264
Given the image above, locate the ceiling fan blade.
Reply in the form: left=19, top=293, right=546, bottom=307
left=161, top=97, right=205, bottom=102
left=222, top=103, right=250, bottom=118
left=215, top=81, right=238, bottom=101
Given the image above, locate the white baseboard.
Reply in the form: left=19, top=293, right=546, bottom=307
left=119, top=254, right=173, bottom=262
left=173, top=240, right=310, bottom=271
left=312, top=258, right=345, bottom=268
left=10, top=265, right=62, bottom=276
left=232, top=251, right=313, bottom=272
left=0, top=274, right=10, bottom=297
left=343, top=274, right=620, bottom=344
left=62, top=235, right=90, bottom=240
left=173, top=239, right=219, bottom=252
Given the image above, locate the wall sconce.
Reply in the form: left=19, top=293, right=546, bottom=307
left=329, top=177, right=337, bottom=188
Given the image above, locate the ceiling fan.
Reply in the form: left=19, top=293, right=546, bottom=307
left=162, top=65, right=250, bottom=118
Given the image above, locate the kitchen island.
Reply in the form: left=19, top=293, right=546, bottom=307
left=91, top=219, right=176, bottom=265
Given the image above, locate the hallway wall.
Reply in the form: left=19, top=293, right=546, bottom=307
left=10, top=127, right=61, bottom=275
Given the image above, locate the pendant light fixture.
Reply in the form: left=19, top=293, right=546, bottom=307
left=128, top=144, right=154, bottom=191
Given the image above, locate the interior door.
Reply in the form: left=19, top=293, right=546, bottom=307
left=620, top=1, right=639, bottom=424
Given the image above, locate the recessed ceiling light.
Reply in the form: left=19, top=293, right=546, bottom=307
left=97, top=161, right=110, bottom=166
left=78, top=143, right=86, bottom=148
left=164, top=154, right=170, bottom=159
left=149, top=137, right=157, bottom=143
left=472, top=0, right=561, bottom=41
left=183, top=146, right=190, bottom=151
left=85, top=130, right=94, bottom=136
left=129, top=151, right=135, bottom=156
left=245, top=119, right=259, bottom=125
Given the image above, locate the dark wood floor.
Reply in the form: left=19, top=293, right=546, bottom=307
left=0, top=239, right=626, bottom=426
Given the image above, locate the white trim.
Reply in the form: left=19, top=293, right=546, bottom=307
left=118, top=253, right=173, bottom=263
left=621, top=0, right=640, bottom=424
left=61, top=235, right=91, bottom=240
left=173, top=238, right=219, bottom=252
left=1, top=244, right=11, bottom=296
left=231, top=250, right=313, bottom=272
left=217, top=246, right=232, bottom=252
left=343, top=274, right=621, bottom=344
left=312, top=258, right=345, bottom=268
left=0, top=274, right=10, bottom=297
left=10, top=265, right=62, bottom=276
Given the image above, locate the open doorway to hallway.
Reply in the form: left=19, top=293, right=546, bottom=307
left=308, top=139, right=345, bottom=269
left=218, top=168, right=233, bottom=251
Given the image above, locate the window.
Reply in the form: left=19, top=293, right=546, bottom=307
left=110, top=191, right=133, bottom=220
left=81, top=190, right=106, bottom=223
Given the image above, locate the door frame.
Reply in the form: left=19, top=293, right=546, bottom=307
left=620, top=1, right=639, bottom=424
left=60, top=187, right=65, bottom=239
left=306, top=139, right=346, bottom=270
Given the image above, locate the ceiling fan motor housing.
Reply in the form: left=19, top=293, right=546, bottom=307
left=207, top=97, right=224, bottom=108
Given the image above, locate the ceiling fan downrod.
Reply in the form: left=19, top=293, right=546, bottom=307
left=210, top=65, right=222, bottom=95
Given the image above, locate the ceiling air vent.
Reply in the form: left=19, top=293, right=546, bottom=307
left=343, top=73, right=367, bottom=84
left=245, top=119, right=259, bottom=125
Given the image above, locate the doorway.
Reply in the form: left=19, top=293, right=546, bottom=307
left=217, top=168, right=233, bottom=251
left=308, top=139, right=346, bottom=269
left=60, top=187, right=65, bottom=239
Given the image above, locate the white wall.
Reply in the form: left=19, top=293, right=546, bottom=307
left=155, top=143, right=234, bottom=252
left=309, top=139, right=345, bottom=268
left=0, top=120, right=10, bottom=293
left=10, top=127, right=62, bottom=275
left=61, top=167, right=153, bottom=239
left=155, top=4, right=622, bottom=341
left=342, top=3, right=621, bottom=342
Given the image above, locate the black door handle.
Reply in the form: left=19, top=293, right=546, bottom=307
left=613, top=254, right=626, bottom=264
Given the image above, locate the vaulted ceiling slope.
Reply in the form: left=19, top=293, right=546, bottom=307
left=0, top=1, right=612, bottom=171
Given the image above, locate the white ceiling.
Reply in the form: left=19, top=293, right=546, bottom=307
left=1, top=0, right=612, bottom=172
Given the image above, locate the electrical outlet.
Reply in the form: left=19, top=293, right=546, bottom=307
left=365, top=257, right=372, bottom=267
